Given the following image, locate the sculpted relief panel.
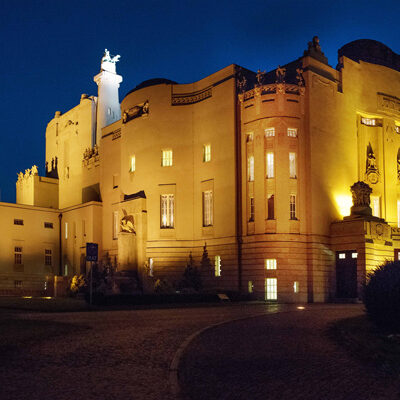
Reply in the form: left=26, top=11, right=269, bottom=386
left=377, top=92, right=400, bottom=116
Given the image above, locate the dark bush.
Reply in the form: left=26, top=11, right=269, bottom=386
left=364, top=261, right=400, bottom=332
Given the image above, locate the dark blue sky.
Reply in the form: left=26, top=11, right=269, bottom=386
left=0, top=0, right=398, bottom=202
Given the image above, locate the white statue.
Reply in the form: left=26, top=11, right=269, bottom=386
left=101, top=49, right=120, bottom=73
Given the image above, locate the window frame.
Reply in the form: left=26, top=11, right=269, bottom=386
left=160, top=194, right=175, bottom=228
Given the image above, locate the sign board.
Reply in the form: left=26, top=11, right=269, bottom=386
left=86, top=243, right=98, bottom=262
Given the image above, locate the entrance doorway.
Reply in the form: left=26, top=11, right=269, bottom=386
left=336, top=250, right=358, bottom=298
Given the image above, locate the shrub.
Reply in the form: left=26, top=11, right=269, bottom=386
left=68, top=275, right=87, bottom=297
left=154, top=278, right=174, bottom=294
left=179, top=253, right=202, bottom=291
left=364, top=261, right=400, bottom=332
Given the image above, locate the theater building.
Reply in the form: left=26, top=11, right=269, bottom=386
left=1, top=38, right=400, bottom=302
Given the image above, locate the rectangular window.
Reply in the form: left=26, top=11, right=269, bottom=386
left=44, top=222, right=53, bottom=229
left=248, top=281, right=253, bottom=293
left=14, top=219, right=23, bottom=225
left=265, top=258, right=277, bottom=270
left=398, top=200, right=400, bottom=228
left=148, top=258, right=154, bottom=277
left=248, top=155, right=254, bottom=182
left=113, top=211, right=118, bottom=239
left=203, top=190, right=213, bottom=227
left=45, top=249, right=52, bottom=266
left=287, top=128, right=297, bottom=137
left=267, top=194, right=275, bottom=220
left=14, top=280, right=22, bottom=289
left=162, top=150, right=173, bottom=166
left=289, top=152, right=297, bottom=178
left=203, top=144, right=211, bottom=162
left=371, top=196, right=380, bottom=218
left=266, top=152, right=274, bottom=178
left=249, top=197, right=255, bottom=222
left=290, top=195, right=297, bottom=220
left=65, top=222, right=68, bottom=239
left=361, top=117, right=376, bottom=126
left=214, top=255, right=221, bottom=277
left=14, top=246, right=23, bottom=265
left=265, top=128, right=275, bottom=137
left=339, top=253, right=346, bottom=259
left=265, top=278, right=277, bottom=300
left=130, top=155, right=136, bottom=172
left=293, top=281, right=299, bottom=293
left=246, top=132, right=254, bottom=143
left=352, top=252, right=358, bottom=259
left=161, top=194, right=174, bottom=228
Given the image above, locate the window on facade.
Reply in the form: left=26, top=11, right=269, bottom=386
left=161, top=194, right=174, bottom=228
left=44, top=222, right=53, bottom=229
left=148, top=258, right=154, bottom=277
left=361, top=117, right=376, bottom=126
left=265, top=258, right=277, bottom=270
left=290, top=195, right=297, bottom=220
left=14, top=280, right=22, bottom=289
left=162, top=150, right=173, bottom=166
left=248, top=155, right=254, bottom=182
left=248, top=281, right=253, bottom=293
left=289, top=152, right=297, bottom=178
left=214, top=255, right=221, bottom=277
left=249, top=197, right=255, bottom=222
left=130, top=155, right=136, bottom=172
left=14, top=247, right=23, bottom=265
left=371, top=196, right=380, bottom=218
left=45, top=249, right=52, bottom=266
left=202, top=190, right=213, bottom=227
left=65, top=222, right=68, bottom=239
left=339, top=253, right=346, bottom=259
left=265, top=278, right=277, bottom=300
left=14, top=219, right=23, bottom=225
left=287, top=128, right=297, bottom=137
left=293, top=281, right=299, bottom=293
left=203, top=144, right=211, bottom=162
left=265, top=128, right=275, bottom=137
left=398, top=200, right=400, bottom=228
left=246, top=132, right=254, bottom=143
left=352, top=252, right=358, bottom=259
left=267, top=194, right=275, bottom=220
left=113, top=211, right=118, bottom=239
left=266, top=152, right=274, bottom=178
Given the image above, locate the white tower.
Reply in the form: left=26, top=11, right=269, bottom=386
left=94, top=49, right=123, bottom=145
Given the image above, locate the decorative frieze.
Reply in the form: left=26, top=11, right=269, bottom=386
left=172, top=87, right=212, bottom=105
left=377, top=92, right=400, bottom=116
left=122, top=101, right=149, bottom=124
left=112, top=128, right=121, bottom=140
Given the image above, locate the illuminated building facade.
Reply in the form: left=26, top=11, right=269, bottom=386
left=1, top=38, right=400, bottom=302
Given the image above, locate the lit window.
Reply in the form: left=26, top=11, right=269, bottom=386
left=130, top=155, right=136, bottom=172
left=14, top=219, right=23, bottom=225
left=44, top=222, right=53, bottom=229
left=287, top=128, right=297, bottom=137
left=267, top=194, right=274, bottom=220
left=265, top=278, right=277, bottom=300
left=289, top=152, right=297, bottom=178
left=215, top=255, right=221, bottom=277
left=352, top=252, right=358, bottom=259
left=203, top=144, right=211, bottom=162
left=246, top=133, right=254, bottom=143
left=14, top=247, right=23, bottom=265
left=248, top=281, right=253, bottom=293
left=265, top=128, right=275, bottom=137
left=249, top=197, right=255, bottom=222
left=266, top=152, right=274, bottom=178
left=65, top=222, right=68, bottom=239
left=293, top=281, right=299, bottom=293
left=248, top=155, right=254, bottom=182
left=45, top=249, right=52, bottom=266
left=162, top=150, right=173, bottom=166
left=149, top=258, right=154, bottom=277
left=113, top=211, right=118, bottom=239
left=203, top=190, right=213, bottom=227
left=161, top=194, right=174, bottom=228
left=397, top=200, right=400, bottom=228
left=339, top=253, right=346, bottom=259
left=265, top=258, right=277, bottom=270
left=290, top=195, right=297, bottom=220
left=361, top=117, right=376, bottom=126
left=371, top=196, right=380, bottom=218
left=14, top=280, right=22, bottom=289
left=64, top=264, right=68, bottom=276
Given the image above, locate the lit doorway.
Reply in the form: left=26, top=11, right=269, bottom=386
left=265, top=278, right=277, bottom=301
left=336, top=250, right=358, bottom=298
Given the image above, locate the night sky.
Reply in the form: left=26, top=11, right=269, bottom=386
left=0, top=0, right=398, bottom=203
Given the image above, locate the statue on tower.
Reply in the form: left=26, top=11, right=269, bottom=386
left=101, top=49, right=121, bottom=73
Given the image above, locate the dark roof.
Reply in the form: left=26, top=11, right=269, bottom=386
left=338, top=39, right=400, bottom=72
left=124, top=78, right=177, bottom=97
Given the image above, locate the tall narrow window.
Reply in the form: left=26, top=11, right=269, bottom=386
left=45, top=249, right=52, bottom=266
left=265, top=278, right=277, bottom=300
left=265, top=259, right=277, bottom=270
left=249, top=197, right=255, bottom=222
left=290, top=195, right=297, bottom=220
left=246, top=132, right=254, bottom=143
left=162, top=150, right=173, bottom=166
left=266, top=152, right=274, bottom=178
left=203, top=144, right=211, bottom=162
left=65, top=222, right=68, bottom=239
left=161, top=194, right=174, bottom=228
left=265, top=128, right=275, bottom=137
left=113, top=211, right=118, bottom=239
left=130, top=155, right=136, bottom=172
left=267, top=194, right=275, bottom=220
left=215, top=255, right=221, bottom=277
left=248, top=155, right=254, bottom=182
left=14, top=247, right=23, bottom=265
left=371, top=196, right=380, bottom=218
left=397, top=200, right=400, bottom=228
left=287, top=128, right=297, bottom=137
left=203, top=190, right=213, bottom=226
left=293, top=281, right=299, bottom=293
left=289, top=152, right=297, bottom=178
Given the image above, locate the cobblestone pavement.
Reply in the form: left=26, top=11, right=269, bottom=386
left=0, top=302, right=293, bottom=400
left=179, top=305, right=400, bottom=400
